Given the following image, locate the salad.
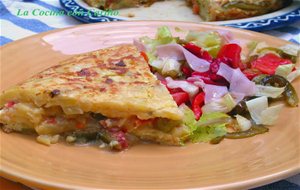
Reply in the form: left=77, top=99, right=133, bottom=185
left=135, top=26, right=300, bottom=144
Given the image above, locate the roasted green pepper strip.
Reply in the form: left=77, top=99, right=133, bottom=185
left=225, top=126, right=269, bottom=139
left=210, top=136, right=225, bottom=144
left=260, top=75, right=299, bottom=106
left=257, top=47, right=297, bottom=63
left=252, top=74, right=269, bottom=84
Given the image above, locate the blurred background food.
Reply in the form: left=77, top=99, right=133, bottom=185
left=83, top=0, right=293, bottom=21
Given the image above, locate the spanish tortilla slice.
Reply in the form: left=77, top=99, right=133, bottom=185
left=0, top=45, right=188, bottom=149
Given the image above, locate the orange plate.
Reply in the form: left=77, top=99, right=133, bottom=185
left=0, top=21, right=299, bottom=190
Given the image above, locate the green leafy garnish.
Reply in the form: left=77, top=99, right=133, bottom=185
left=180, top=105, right=230, bottom=143
left=190, top=124, right=227, bottom=143
left=185, top=31, right=222, bottom=57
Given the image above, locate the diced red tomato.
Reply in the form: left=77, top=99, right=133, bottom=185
left=171, top=92, right=189, bottom=106
left=192, top=92, right=205, bottom=120
left=251, top=53, right=292, bottom=75
left=140, top=51, right=149, bottom=62
left=113, top=131, right=128, bottom=149
left=217, top=43, right=242, bottom=69
left=76, top=122, right=85, bottom=129
left=5, top=101, right=16, bottom=108
left=184, top=43, right=213, bottom=62
left=46, top=117, right=57, bottom=124
left=192, top=3, right=199, bottom=14
left=181, top=65, right=192, bottom=77
left=242, top=69, right=262, bottom=80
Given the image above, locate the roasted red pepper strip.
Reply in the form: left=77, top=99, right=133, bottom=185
left=140, top=51, right=149, bottom=62
left=192, top=92, right=205, bottom=120
left=251, top=53, right=292, bottom=75
left=181, top=65, right=192, bottom=77
left=192, top=71, right=216, bottom=85
left=5, top=101, right=16, bottom=108
left=172, top=92, right=189, bottom=106
left=242, top=69, right=262, bottom=80
left=192, top=72, right=228, bottom=86
left=76, top=122, right=85, bottom=129
left=161, top=80, right=184, bottom=94
left=184, top=43, right=213, bottom=62
left=217, top=43, right=242, bottom=69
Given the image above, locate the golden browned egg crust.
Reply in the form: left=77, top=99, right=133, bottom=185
left=0, top=44, right=182, bottom=121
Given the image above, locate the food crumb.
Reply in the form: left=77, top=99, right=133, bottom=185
left=66, top=135, right=76, bottom=143
left=127, top=13, right=135, bottom=18
left=99, top=143, right=107, bottom=149
left=37, top=134, right=60, bottom=146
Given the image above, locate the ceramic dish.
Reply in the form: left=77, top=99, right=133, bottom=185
left=59, top=0, right=300, bottom=31
left=0, top=21, right=299, bottom=190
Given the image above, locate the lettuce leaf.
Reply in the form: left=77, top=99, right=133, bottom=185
left=139, top=26, right=178, bottom=53
left=156, top=26, right=173, bottom=40
left=150, top=58, right=181, bottom=77
left=180, top=105, right=198, bottom=132
left=190, top=124, right=227, bottom=143
left=197, top=112, right=231, bottom=127
left=275, top=64, right=294, bottom=78
left=185, top=31, right=222, bottom=57
left=180, top=105, right=230, bottom=143
left=246, top=96, right=284, bottom=125
left=255, top=85, right=285, bottom=98
left=287, top=67, right=300, bottom=82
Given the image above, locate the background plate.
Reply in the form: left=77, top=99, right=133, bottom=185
left=59, top=0, right=300, bottom=31
left=0, top=21, right=300, bottom=190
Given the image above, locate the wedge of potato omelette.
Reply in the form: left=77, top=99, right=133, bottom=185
left=0, top=45, right=190, bottom=150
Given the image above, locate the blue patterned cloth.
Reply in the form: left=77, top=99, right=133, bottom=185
left=0, top=0, right=300, bottom=189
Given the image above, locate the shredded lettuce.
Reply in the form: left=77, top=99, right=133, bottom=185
left=246, top=96, right=268, bottom=124
left=202, top=93, right=236, bottom=114
left=180, top=105, right=229, bottom=142
left=260, top=104, right=284, bottom=125
left=246, top=96, right=283, bottom=125
left=190, top=124, right=227, bottom=143
left=247, top=41, right=258, bottom=53
left=248, top=42, right=268, bottom=57
left=287, top=67, right=300, bottom=82
left=197, top=112, right=231, bottom=127
left=275, top=64, right=294, bottom=78
left=156, top=26, right=173, bottom=40
left=150, top=58, right=181, bottom=77
left=146, top=52, right=156, bottom=63
left=185, top=31, right=222, bottom=57
left=280, top=44, right=300, bottom=57
left=255, top=85, right=285, bottom=98
left=180, top=105, right=199, bottom=134
left=248, top=43, right=299, bottom=63
left=161, top=58, right=181, bottom=77
left=139, top=26, right=178, bottom=53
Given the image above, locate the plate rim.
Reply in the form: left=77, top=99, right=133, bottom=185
left=1, top=165, right=299, bottom=190
left=59, top=0, right=300, bottom=31
left=1, top=21, right=300, bottom=190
